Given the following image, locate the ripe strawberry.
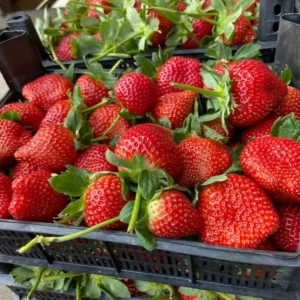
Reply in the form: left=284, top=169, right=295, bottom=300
left=257, top=238, right=278, bottom=251
left=0, top=174, right=12, bottom=219
left=241, top=114, right=279, bottom=145
left=153, top=91, right=197, bottom=129
left=122, top=280, right=146, bottom=297
left=148, top=10, right=174, bottom=47
left=22, top=74, right=74, bottom=111
left=89, top=104, right=131, bottom=141
left=157, top=57, right=203, bottom=96
left=74, top=144, right=117, bottom=173
left=0, top=103, right=45, bottom=131
left=240, top=136, right=300, bottom=203
left=0, top=120, right=32, bottom=169
left=9, top=170, right=67, bottom=222
left=181, top=18, right=213, bottom=49
left=114, top=72, right=158, bottom=115
left=197, top=174, right=279, bottom=249
left=15, top=125, right=77, bottom=172
left=83, top=175, right=132, bottom=228
left=148, top=189, right=201, bottom=238
left=177, top=137, right=232, bottom=188
left=272, top=204, right=300, bottom=252
left=11, top=162, right=42, bottom=182
left=86, top=0, right=112, bottom=17
left=275, top=86, right=300, bottom=120
left=40, top=100, right=71, bottom=127
left=115, top=124, right=182, bottom=180
left=176, top=0, right=211, bottom=11
left=76, top=75, right=110, bottom=107
left=56, top=33, right=81, bottom=61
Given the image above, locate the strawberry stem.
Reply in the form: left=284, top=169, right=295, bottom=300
left=17, top=217, right=120, bottom=254
left=217, top=293, right=233, bottom=300
left=109, top=59, right=123, bottom=73
left=48, top=37, right=67, bottom=71
left=41, top=272, right=84, bottom=282
left=127, top=187, right=142, bottom=233
left=150, top=6, right=218, bottom=18
left=171, top=82, right=223, bottom=97
left=82, top=99, right=109, bottom=113
left=76, top=278, right=81, bottom=300
left=27, top=268, right=45, bottom=299
left=69, top=0, right=122, bottom=12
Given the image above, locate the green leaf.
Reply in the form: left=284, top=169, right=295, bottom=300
left=203, top=125, right=229, bottom=143
left=57, top=197, right=85, bottom=224
left=0, top=111, right=21, bottom=122
left=82, top=275, right=102, bottom=299
left=238, top=296, right=264, bottom=300
left=178, top=287, right=202, bottom=296
left=201, top=67, right=222, bottom=91
left=236, top=0, right=255, bottom=11
left=126, top=7, right=144, bottom=31
left=138, top=170, right=159, bottom=201
left=223, top=22, right=235, bottom=41
left=158, top=117, right=172, bottom=129
left=64, top=108, right=82, bottom=136
left=134, top=55, right=157, bottom=79
left=99, top=17, right=120, bottom=43
left=211, top=0, right=227, bottom=12
left=105, top=149, right=134, bottom=169
left=271, top=113, right=300, bottom=141
left=80, top=16, right=100, bottom=28
left=63, top=63, right=75, bottom=83
left=233, top=43, right=261, bottom=61
left=72, top=85, right=85, bottom=108
left=11, top=266, right=36, bottom=284
left=72, top=34, right=103, bottom=58
left=110, top=135, right=120, bottom=147
left=135, top=280, right=165, bottom=297
left=205, top=43, right=233, bottom=61
left=173, top=127, right=189, bottom=144
left=101, top=277, right=130, bottom=298
left=120, top=201, right=134, bottom=223
left=66, top=165, right=92, bottom=179
left=280, top=65, right=292, bottom=85
left=136, top=226, right=156, bottom=251
left=201, top=174, right=228, bottom=186
left=198, top=111, right=221, bottom=123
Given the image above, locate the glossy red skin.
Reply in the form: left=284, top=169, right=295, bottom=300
left=153, top=91, right=197, bottom=129
left=148, top=190, right=201, bottom=238
left=0, top=103, right=45, bottom=131
left=9, top=170, right=67, bottom=222
left=275, top=86, right=300, bottom=120
left=22, top=74, right=74, bottom=112
left=241, top=114, right=279, bottom=145
left=197, top=174, right=279, bottom=249
left=84, top=175, right=132, bottom=228
left=157, top=56, right=203, bottom=96
left=40, top=100, right=71, bottom=127
left=76, top=75, right=110, bottom=107
left=74, top=144, right=117, bottom=173
left=0, top=174, right=12, bottom=219
left=257, top=238, right=278, bottom=251
left=215, top=60, right=287, bottom=127
left=122, top=280, right=146, bottom=297
left=89, top=104, right=131, bottom=141
left=272, top=204, right=300, bottom=252
left=11, top=162, right=42, bottom=182
left=15, top=125, right=77, bottom=172
left=177, top=137, right=232, bottom=189
left=0, top=120, right=32, bottom=169
left=241, top=136, right=300, bottom=203
left=181, top=18, right=213, bottom=49
left=56, top=33, right=81, bottom=61
left=115, top=123, right=182, bottom=180
left=86, top=0, right=112, bottom=17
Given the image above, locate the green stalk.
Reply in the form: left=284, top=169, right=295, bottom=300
left=48, top=37, right=67, bottom=70
left=150, top=6, right=218, bottom=18
left=106, top=53, right=130, bottom=58
left=69, top=0, right=122, bottom=12
left=127, top=187, right=142, bottom=233
left=82, top=99, right=109, bottom=113
left=26, top=268, right=45, bottom=300
left=45, top=28, right=85, bottom=33
left=41, top=272, right=84, bottom=282
left=76, top=278, right=81, bottom=300
left=109, top=59, right=123, bottom=73
left=172, top=82, right=223, bottom=97
left=18, top=217, right=120, bottom=254
left=216, top=293, right=234, bottom=300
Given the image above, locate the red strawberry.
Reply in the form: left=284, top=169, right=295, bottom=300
left=114, top=72, right=158, bottom=115
left=40, top=100, right=71, bottom=127
left=74, top=144, right=117, bottom=173
left=241, top=114, right=278, bottom=145
left=22, top=74, right=74, bottom=111
left=0, top=174, right=12, bottom=219
left=176, top=2, right=187, bottom=11
left=153, top=91, right=197, bottom=129
left=11, top=162, right=42, bottom=182
left=122, top=280, right=146, bottom=297
left=181, top=18, right=213, bottom=49
left=157, top=57, right=203, bottom=96
left=257, top=238, right=278, bottom=251
left=83, top=175, right=132, bottom=228
left=86, top=0, right=112, bottom=16
left=9, top=170, right=67, bottom=222
left=148, top=10, right=174, bottom=47
left=197, top=174, right=279, bottom=249
left=272, top=204, right=300, bottom=252
left=148, top=189, right=201, bottom=238
left=275, top=86, right=300, bottom=120
left=240, top=136, right=300, bottom=203
left=0, top=103, right=45, bottom=131
left=15, top=125, right=77, bottom=172
left=56, top=33, right=81, bottom=61
left=89, top=104, right=131, bottom=141
left=115, top=124, right=182, bottom=180
left=177, top=137, right=232, bottom=188
left=0, top=120, right=32, bottom=169
left=76, top=75, right=110, bottom=107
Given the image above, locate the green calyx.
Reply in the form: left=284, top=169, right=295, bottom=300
left=271, top=113, right=300, bottom=141
left=280, top=65, right=292, bottom=86
left=0, top=111, right=21, bottom=123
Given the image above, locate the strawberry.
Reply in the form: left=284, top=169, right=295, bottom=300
left=56, top=33, right=81, bottom=61
left=197, top=174, right=279, bottom=249
left=0, top=174, right=12, bottom=219
left=11, top=162, right=42, bottom=182
left=272, top=204, right=300, bottom=252
left=241, top=114, right=279, bottom=145
left=275, top=86, right=300, bottom=120
left=114, top=72, right=158, bottom=115
left=0, top=120, right=32, bottom=169
left=89, top=104, right=131, bottom=141
left=83, top=175, right=132, bottom=228
left=86, top=0, right=112, bottom=17
left=74, top=144, right=117, bottom=173
left=153, top=91, right=197, bottom=129
left=148, top=189, right=201, bottom=238
left=177, top=137, right=232, bottom=188
left=115, top=124, right=182, bottom=180
left=176, top=0, right=211, bottom=11
left=9, top=170, right=67, bottom=222
left=15, top=124, right=77, bottom=172
left=122, top=280, right=146, bottom=297
left=148, top=10, right=174, bottom=47
left=157, top=57, right=203, bottom=96
left=40, top=100, right=71, bottom=127
left=181, top=18, right=213, bottom=49
left=22, top=74, right=74, bottom=111
left=257, top=238, right=278, bottom=251
left=0, top=103, right=45, bottom=131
